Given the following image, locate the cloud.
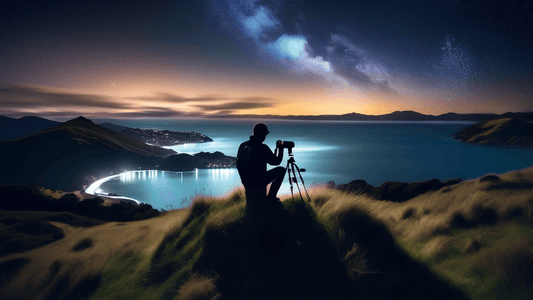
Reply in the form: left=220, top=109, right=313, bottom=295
left=241, top=5, right=279, bottom=39
left=194, top=101, right=272, bottom=112
left=193, top=97, right=274, bottom=113
left=129, top=93, right=223, bottom=103
left=130, top=93, right=275, bottom=113
left=268, top=34, right=307, bottom=60
left=0, top=84, right=277, bottom=118
left=0, top=84, right=130, bottom=109
left=14, top=108, right=195, bottom=120
left=110, top=108, right=198, bottom=119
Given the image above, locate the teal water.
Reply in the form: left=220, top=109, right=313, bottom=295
left=89, top=120, right=533, bottom=210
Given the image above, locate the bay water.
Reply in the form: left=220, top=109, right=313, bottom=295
left=88, top=119, right=533, bottom=210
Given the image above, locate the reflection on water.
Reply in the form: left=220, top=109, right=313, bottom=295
left=120, top=170, right=159, bottom=183
left=86, top=169, right=243, bottom=210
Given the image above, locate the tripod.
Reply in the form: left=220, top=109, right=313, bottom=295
left=286, top=155, right=311, bottom=202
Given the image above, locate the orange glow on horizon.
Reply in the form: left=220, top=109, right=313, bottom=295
left=4, top=73, right=533, bottom=119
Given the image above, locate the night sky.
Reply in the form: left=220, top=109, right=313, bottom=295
left=1, top=0, right=532, bottom=119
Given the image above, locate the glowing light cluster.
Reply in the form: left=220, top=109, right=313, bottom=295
left=119, top=170, right=159, bottom=183
left=209, top=168, right=232, bottom=180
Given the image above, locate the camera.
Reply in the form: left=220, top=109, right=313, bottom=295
left=277, top=140, right=295, bottom=149
left=277, top=140, right=295, bottom=155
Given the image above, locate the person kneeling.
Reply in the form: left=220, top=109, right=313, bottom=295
left=237, top=123, right=286, bottom=206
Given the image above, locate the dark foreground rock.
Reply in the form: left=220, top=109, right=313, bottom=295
left=336, top=178, right=462, bottom=202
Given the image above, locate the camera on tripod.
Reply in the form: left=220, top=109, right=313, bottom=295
left=277, top=140, right=295, bottom=155
left=280, top=140, right=310, bottom=202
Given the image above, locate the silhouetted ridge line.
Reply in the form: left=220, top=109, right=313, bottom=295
left=208, top=110, right=533, bottom=121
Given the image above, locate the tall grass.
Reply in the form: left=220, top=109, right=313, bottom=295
left=93, top=187, right=466, bottom=299
left=0, top=208, right=188, bottom=300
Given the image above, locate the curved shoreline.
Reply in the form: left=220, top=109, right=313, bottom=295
left=84, top=172, right=142, bottom=205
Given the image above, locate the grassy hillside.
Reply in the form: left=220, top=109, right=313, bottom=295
left=1, top=166, right=533, bottom=299
left=454, top=118, right=533, bottom=146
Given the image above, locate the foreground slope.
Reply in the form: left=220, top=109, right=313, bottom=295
left=0, top=117, right=175, bottom=190
left=1, top=166, right=533, bottom=299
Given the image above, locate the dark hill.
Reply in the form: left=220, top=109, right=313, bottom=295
left=158, top=151, right=236, bottom=171
left=0, top=116, right=60, bottom=141
left=0, top=117, right=175, bottom=190
left=454, top=118, right=533, bottom=147
left=48, top=116, right=175, bottom=157
left=379, top=110, right=432, bottom=121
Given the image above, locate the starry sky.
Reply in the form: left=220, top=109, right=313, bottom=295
left=1, top=0, right=532, bottom=119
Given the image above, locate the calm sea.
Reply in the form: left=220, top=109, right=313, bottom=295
left=87, top=119, right=533, bottom=210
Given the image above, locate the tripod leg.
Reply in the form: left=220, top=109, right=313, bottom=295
left=286, top=161, right=294, bottom=201
left=290, top=163, right=304, bottom=202
left=294, top=163, right=311, bottom=202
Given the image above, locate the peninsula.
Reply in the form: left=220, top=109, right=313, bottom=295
left=99, top=122, right=213, bottom=147
left=158, top=152, right=236, bottom=171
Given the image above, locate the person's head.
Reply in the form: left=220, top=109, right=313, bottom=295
left=252, top=123, right=269, bottom=141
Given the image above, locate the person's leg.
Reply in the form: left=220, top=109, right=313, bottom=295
left=266, top=167, right=286, bottom=200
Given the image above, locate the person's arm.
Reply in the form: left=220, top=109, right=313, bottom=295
left=266, top=144, right=283, bottom=166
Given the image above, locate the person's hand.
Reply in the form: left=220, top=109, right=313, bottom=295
left=276, top=140, right=282, bottom=149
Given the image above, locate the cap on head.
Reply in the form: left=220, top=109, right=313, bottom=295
left=253, top=123, right=269, bottom=136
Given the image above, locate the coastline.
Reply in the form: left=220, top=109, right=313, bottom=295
left=84, top=171, right=143, bottom=205
left=82, top=190, right=140, bottom=205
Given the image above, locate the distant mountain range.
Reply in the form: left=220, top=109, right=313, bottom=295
left=222, top=110, right=533, bottom=122
left=2, top=111, right=533, bottom=141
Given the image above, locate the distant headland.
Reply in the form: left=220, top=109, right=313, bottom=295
left=99, top=123, right=212, bottom=147
left=454, top=118, right=533, bottom=147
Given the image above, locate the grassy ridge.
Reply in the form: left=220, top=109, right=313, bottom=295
left=90, top=191, right=465, bottom=300
left=1, top=167, right=533, bottom=299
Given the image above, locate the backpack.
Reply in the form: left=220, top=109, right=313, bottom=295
left=237, top=144, right=252, bottom=175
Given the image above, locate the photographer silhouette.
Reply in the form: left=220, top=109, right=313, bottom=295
left=237, top=123, right=285, bottom=204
